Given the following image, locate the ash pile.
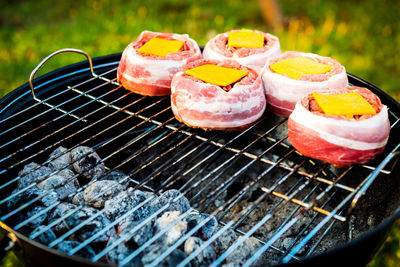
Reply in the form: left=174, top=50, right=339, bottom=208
left=4, top=145, right=270, bottom=266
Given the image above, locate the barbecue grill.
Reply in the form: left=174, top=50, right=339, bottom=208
left=1, top=48, right=400, bottom=267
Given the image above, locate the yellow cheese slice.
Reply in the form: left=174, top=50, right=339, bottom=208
left=228, top=31, right=264, bottom=48
left=185, top=64, right=248, bottom=87
left=312, top=92, right=376, bottom=118
left=137, top=37, right=184, bottom=57
left=270, top=57, right=333, bottom=80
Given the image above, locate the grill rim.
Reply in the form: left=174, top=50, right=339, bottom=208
left=1, top=52, right=400, bottom=266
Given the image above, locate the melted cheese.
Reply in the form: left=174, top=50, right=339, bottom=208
left=312, top=92, right=376, bottom=118
left=228, top=31, right=264, bottom=48
left=137, top=37, right=184, bottom=57
left=185, top=64, right=248, bottom=87
left=270, top=57, right=333, bottom=80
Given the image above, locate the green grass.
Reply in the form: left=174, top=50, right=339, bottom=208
left=0, top=0, right=400, bottom=266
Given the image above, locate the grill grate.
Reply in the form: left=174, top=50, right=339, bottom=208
left=1, top=50, right=400, bottom=266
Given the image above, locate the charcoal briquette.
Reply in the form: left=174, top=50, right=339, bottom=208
left=26, top=206, right=47, bottom=228
left=83, top=180, right=123, bottom=209
left=7, top=187, right=58, bottom=210
left=184, top=236, right=216, bottom=266
left=106, top=233, right=142, bottom=266
left=70, top=146, right=105, bottom=181
left=119, top=218, right=155, bottom=246
left=212, top=227, right=237, bottom=256
left=57, top=240, right=96, bottom=259
left=48, top=146, right=73, bottom=171
left=71, top=191, right=84, bottom=205
left=225, top=237, right=265, bottom=266
left=37, top=175, right=77, bottom=200
left=100, top=170, right=130, bottom=189
left=154, top=210, right=188, bottom=246
left=104, top=188, right=146, bottom=221
left=158, top=189, right=191, bottom=214
left=186, top=212, right=218, bottom=240
left=141, top=244, right=189, bottom=267
left=31, top=226, right=56, bottom=245
left=17, top=162, right=52, bottom=190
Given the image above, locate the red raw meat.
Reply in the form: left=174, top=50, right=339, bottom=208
left=288, top=87, right=390, bottom=167
left=262, top=51, right=348, bottom=117
left=117, top=31, right=202, bottom=96
left=171, top=59, right=266, bottom=130
left=203, top=30, right=281, bottom=72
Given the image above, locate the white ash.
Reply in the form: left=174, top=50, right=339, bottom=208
left=47, top=146, right=73, bottom=171
left=37, top=174, right=77, bottom=200
left=71, top=191, right=84, bottom=205
left=57, top=168, right=80, bottom=188
left=106, top=233, right=142, bottom=266
left=158, top=189, right=191, bottom=214
left=17, top=162, right=52, bottom=189
left=57, top=240, right=95, bottom=259
left=154, top=210, right=188, bottom=247
left=104, top=188, right=147, bottom=221
left=281, top=237, right=307, bottom=255
left=186, top=212, right=218, bottom=240
left=83, top=180, right=123, bottom=209
left=31, top=226, right=56, bottom=245
left=212, top=227, right=237, bottom=256
left=184, top=236, right=216, bottom=266
left=70, top=146, right=105, bottom=181
left=100, top=170, right=130, bottom=189
left=141, top=244, right=188, bottom=267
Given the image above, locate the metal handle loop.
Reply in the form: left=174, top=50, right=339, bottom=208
left=29, top=48, right=95, bottom=100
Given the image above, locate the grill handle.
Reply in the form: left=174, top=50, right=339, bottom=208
left=29, top=48, right=96, bottom=121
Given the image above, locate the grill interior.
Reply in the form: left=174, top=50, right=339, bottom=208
left=1, top=54, right=400, bottom=266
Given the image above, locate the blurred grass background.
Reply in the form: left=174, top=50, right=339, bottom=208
left=0, top=0, right=399, bottom=266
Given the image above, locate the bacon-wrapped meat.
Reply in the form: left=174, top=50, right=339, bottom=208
left=262, top=51, right=348, bottom=117
left=288, top=87, right=390, bottom=168
left=171, top=59, right=266, bottom=130
left=117, top=31, right=202, bottom=96
left=202, top=30, right=281, bottom=72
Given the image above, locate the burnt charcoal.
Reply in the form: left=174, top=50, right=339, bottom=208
left=213, top=227, right=237, bottom=256
left=71, top=191, right=84, bottom=205
left=184, top=236, right=216, bottom=266
left=281, top=237, right=306, bottom=255
left=57, top=240, right=95, bottom=259
left=106, top=233, right=142, bottom=266
left=71, top=146, right=105, bottom=181
left=26, top=206, right=47, bottom=228
left=141, top=245, right=189, bottom=267
left=7, top=187, right=58, bottom=210
left=48, top=146, right=73, bottom=171
left=50, top=202, right=77, bottom=233
left=37, top=175, right=77, bottom=200
left=225, top=237, right=264, bottom=266
left=154, top=211, right=187, bottom=246
left=100, top=170, right=130, bottom=189
left=104, top=188, right=147, bottom=221
left=31, top=226, right=56, bottom=245
left=50, top=203, right=115, bottom=243
left=158, top=189, right=191, bottom=214
left=83, top=180, right=123, bottom=209
left=17, top=162, right=52, bottom=189
left=186, top=212, right=218, bottom=240
left=58, top=168, right=80, bottom=188
left=119, top=218, right=155, bottom=246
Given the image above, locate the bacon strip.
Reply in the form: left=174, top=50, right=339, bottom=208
left=171, top=59, right=266, bottom=130
left=288, top=87, right=390, bottom=168
left=262, top=51, right=348, bottom=117
left=117, top=31, right=202, bottom=96
left=202, top=30, right=281, bottom=72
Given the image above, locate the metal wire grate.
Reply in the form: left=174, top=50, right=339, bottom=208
left=0, top=50, right=400, bottom=266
